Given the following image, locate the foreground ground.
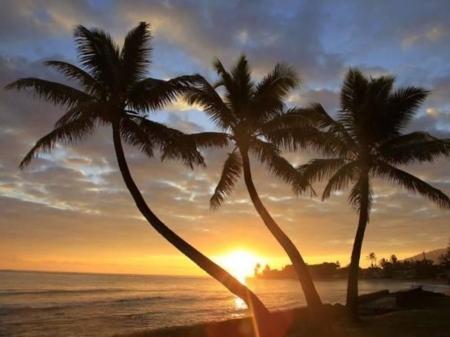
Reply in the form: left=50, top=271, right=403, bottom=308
left=115, top=291, right=450, bottom=337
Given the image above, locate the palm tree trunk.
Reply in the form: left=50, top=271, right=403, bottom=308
left=240, top=151, right=326, bottom=322
left=111, top=124, right=276, bottom=337
left=346, top=174, right=370, bottom=321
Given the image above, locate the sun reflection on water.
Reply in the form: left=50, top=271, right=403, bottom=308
left=232, top=276, right=249, bottom=314
left=234, top=295, right=248, bottom=311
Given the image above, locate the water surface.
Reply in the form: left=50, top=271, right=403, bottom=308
left=1, top=270, right=448, bottom=337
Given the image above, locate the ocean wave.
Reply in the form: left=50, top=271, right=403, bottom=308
left=0, top=295, right=181, bottom=313
left=109, top=294, right=222, bottom=305
left=0, top=293, right=234, bottom=316
left=0, top=305, right=70, bottom=315
left=0, top=288, right=129, bottom=297
left=112, top=296, right=167, bottom=304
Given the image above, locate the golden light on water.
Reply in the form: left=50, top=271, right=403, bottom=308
left=216, top=250, right=259, bottom=283
left=234, top=296, right=247, bottom=311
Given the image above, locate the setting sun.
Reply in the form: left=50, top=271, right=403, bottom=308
left=216, top=250, right=260, bottom=282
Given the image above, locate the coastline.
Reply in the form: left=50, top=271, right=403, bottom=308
left=3, top=271, right=449, bottom=337
left=113, top=288, right=450, bottom=337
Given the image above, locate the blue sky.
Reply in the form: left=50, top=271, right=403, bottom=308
left=1, top=0, right=449, bottom=275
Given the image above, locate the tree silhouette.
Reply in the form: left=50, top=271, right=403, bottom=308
left=5, top=23, right=274, bottom=335
left=366, top=252, right=377, bottom=268
left=185, top=55, right=325, bottom=320
left=439, top=238, right=450, bottom=268
left=299, top=68, right=450, bottom=320
left=390, top=254, right=398, bottom=264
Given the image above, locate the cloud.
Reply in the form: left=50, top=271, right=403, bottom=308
left=1, top=1, right=450, bottom=274
left=403, top=24, right=450, bottom=47
left=115, top=0, right=345, bottom=85
left=0, top=0, right=110, bottom=46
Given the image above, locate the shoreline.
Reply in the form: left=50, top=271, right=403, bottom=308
left=113, top=288, right=450, bottom=337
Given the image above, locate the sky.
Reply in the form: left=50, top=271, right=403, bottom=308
left=1, top=0, right=450, bottom=276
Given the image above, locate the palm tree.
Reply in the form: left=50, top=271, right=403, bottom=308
left=378, top=258, right=388, bottom=269
left=299, top=68, right=450, bottom=320
left=184, top=55, right=326, bottom=319
left=390, top=254, right=399, bottom=264
left=366, top=252, right=376, bottom=268
left=5, top=23, right=275, bottom=335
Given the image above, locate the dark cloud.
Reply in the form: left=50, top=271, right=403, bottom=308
left=0, top=0, right=110, bottom=44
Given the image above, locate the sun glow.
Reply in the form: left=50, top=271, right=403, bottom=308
left=217, top=250, right=260, bottom=283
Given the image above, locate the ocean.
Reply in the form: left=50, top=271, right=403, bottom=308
left=1, top=270, right=449, bottom=337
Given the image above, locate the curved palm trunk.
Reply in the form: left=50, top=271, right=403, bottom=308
left=241, top=152, right=326, bottom=322
left=111, top=124, right=277, bottom=337
left=346, top=174, right=370, bottom=321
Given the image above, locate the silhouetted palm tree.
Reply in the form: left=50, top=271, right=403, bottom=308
left=5, top=23, right=274, bottom=334
left=366, top=252, right=376, bottom=267
left=184, top=55, right=325, bottom=318
left=299, top=68, right=450, bottom=319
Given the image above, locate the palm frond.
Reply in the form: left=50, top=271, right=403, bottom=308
left=298, top=158, right=350, bottom=184
left=74, top=24, right=121, bottom=90
left=250, top=139, right=314, bottom=195
left=160, top=138, right=206, bottom=169
left=210, top=150, right=242, bottom=209
left=183, top=132, right=230, bottom=150
left=137, top=118, right=205, bottom=168
left=261, top=107, right=349, bottom=156
left=4, top=78, right=92, bottom=107
left=367, top=75, right=395, bottom=105
left=265, top=125, right=325, bottom=153
left=44, top=61, right=104, bottom=97
left=212, top=56, right=253, bottom=117
left=384, top=86, right=429, bottom=135
left=372, top=160, right=450, bottom=209
left=119, top=117, right=155, bottom=158
left=54, top=101, right=102, bottom=128
left=128, top=74, right=200, bottom=113
left=339, top=68, right=368, bottom=117
left=255, top=63, right=299, bottom=98
left=231, top=55, right=253, bottom=90
left=19, top=116, right=97, bottom=169
left=258, top=107, right=311, bottom=132
left=228, top=55, right=254, bottom=116
left=260, top=107, right=321, bottom=151
left=120, top=22, right=152, bottom=89
left=348, top=176, right=372, bottom=214
left=252, top=64, right=299, bottom=120
left=338, top=68, right=371, bottom=141
left=294, top=104, right=358, bottom=154
left=184, top=76, right=234, bottom=129
left=378, top=132, right=450, bottom=164
left=298, top=103, right=337, bottom=129
left=212, top=58, right=235, bottom=93
left=322, top=161, right=359, bottom=200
